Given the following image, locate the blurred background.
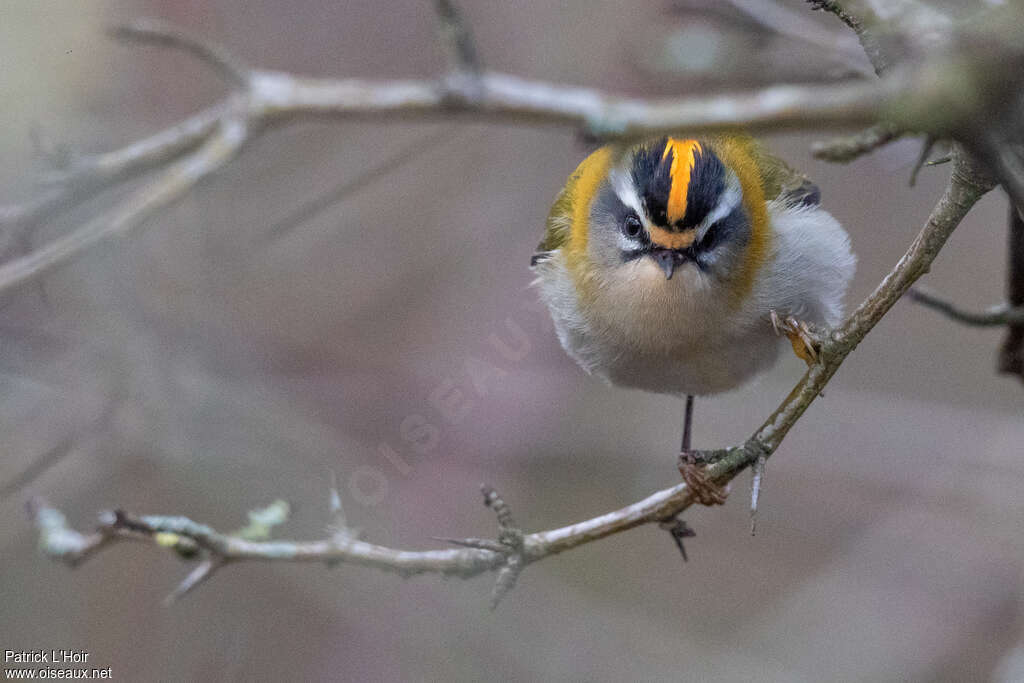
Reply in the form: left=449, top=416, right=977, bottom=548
left=1, top=1, right=1022, bottom=681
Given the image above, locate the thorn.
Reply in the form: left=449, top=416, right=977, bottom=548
left=435, top=0, right=482, bottom=75
left=659, top=517, right=696, bottom=562
left=909, top=135, right=936, bottom=187
left=434, top=0, right=484, bottom=105
left=750, top=455, right=767, bottom=536
left=328, top=471, right=346, bottom=527
left=325, top=473, right=364, bottom=551
left=925, top=155, right=953, bottom=167
left=163, top=558, right=223, bottom=606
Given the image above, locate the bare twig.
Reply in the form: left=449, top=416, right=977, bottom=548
left=435, top=0, right=482, bottom=77
left=807, top=0, right=955, bottom=74
left=806, top=0, right=889, bottom=74
left=811, top=122, right=902, bottom=162
left=723, top=0, right=874, bottom=77
left=0, top=117, right=247, bottom=295
left=109, top=18, right=250, bottom=88
left=27, top=499, right=114, bottom=567
left=907, top=286, right=1024, bottom=327
left=0, top=105, right=224, bottom=234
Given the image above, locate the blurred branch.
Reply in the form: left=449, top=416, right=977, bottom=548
left=108, top=18, right=251, bottom=88
left=811, top=123, right=902, bottom=162
left=907, top=286, right=1024, bottom=327
left=5, top=4, right=1024, bottom=296
left=0, top=104, right=225, bottom=251
left=434, top=0, right=482, bottom=77
left=723, top=0, right=874, bottom=77
left=0, top=117, right=247, bottom=293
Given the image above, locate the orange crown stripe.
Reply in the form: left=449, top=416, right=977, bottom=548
left=662, top=138, right=702, bottom=225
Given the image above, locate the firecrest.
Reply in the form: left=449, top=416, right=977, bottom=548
left=531, top=134, right=855, bottom=505
left=531, top=134, right=855, bottom=400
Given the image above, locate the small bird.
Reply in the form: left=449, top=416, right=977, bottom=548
left=531, top=134, right=855, bottom=502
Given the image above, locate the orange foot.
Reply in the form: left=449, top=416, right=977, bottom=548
left=678, top=452, right=729, bottom=506
left=770, top=310, right=821, bottom=365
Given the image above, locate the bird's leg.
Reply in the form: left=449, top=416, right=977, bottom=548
left=681, top=393, right=694, bottom=452
left=770, top=310, right=821, bottom=365
left=677, top=395, right=729, bottom=507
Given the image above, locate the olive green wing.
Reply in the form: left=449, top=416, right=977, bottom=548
left=530, top=184, right=573, bottom=266
left=748, top=140, right=821, bottom=207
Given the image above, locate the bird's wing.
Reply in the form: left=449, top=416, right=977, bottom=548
left=531, top=180, right=575, bottom=266
left=749, top=140, right=821, bottom=207
left=531, top=145, right=616, bottom=267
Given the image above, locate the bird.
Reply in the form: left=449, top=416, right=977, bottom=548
left=530, top=134, right=855, bottom=505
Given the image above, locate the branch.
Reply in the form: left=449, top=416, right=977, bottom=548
left=108, top=19, right=251, bottom=88
left=807, top=0, right=955, bottom=74
left=0, top=117, right=247, bottom=293
left=33, top=148, right=994, bottom=604
left=0, top=104, right=225, bottom=241
left=6, top=6, right=1024, bottom=296
left=907, top=286, right=1024, bottom=327
left=434, top=0, right=482, bottom=77
left=1000, top=205, right=1024, bottom=380
left=722, top=0, right=874, bottom=77
left=811, top=122, right=902, bottom=162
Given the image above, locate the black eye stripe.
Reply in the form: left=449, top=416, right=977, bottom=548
left=593, top=180, right=649, bottom=247
left=696, top=204, right=747, bottom=252
left=622, top=214, right=642, bottom=237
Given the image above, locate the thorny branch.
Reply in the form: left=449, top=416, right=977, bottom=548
left=19, top=0, right=1022, bottom=604
left=810, top=123, right=902, bottom=163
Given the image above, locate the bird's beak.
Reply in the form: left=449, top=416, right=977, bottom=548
left=651, top=248, right=686, bottom=280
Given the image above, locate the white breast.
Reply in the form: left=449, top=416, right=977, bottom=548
left=532, top=202, right=854, bottom=397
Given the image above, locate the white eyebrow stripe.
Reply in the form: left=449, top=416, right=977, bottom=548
left=609, top=168, right=648, bottom=227
left=695, top=171, right=742, bottom=240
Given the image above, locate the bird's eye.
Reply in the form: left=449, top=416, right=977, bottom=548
left=699, top=221, right=721, bottom=250
left=622, top=215, right=642, bottom=238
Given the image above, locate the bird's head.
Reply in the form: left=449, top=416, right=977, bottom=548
left=570, top=136, right=767, bottom=293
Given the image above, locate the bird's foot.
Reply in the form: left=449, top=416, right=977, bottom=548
left=770, top=310, right=821, bottom=365
left=678, top=451, right=729, bottom=506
